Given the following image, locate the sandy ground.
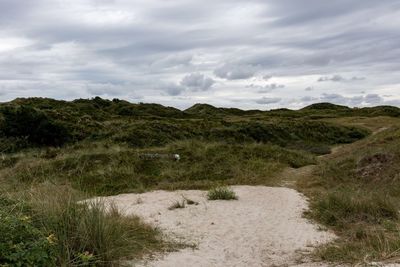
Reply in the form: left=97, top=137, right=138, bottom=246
left=93, top=186, right=335, bottom=267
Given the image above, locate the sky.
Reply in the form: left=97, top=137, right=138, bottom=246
left=0, top=0, right=400, bottom=110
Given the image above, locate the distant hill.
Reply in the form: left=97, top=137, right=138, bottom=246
left=5, top=97, right=185, bottom=119
left=185, top=103, right=261, bottom=116
left=357, top=106, right=400, bottom=117
left=0, top=97, right=378, bottom=153
left=300, top=102, right=400, bottom=118
left=301, top=102, right=351, bottom=111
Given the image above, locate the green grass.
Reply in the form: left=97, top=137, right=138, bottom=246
left=0, top=185, right=175, bottom=266
left=0, top=97, right=370, bottom=153
left=207, top=186, right=238, bottom=200
left=1, top=140, right=316, bottom=195
left=298, top=121, right=400, bottom=264
left=2, top=97, right=398, bottom=266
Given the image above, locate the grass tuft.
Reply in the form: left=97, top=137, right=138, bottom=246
left=207, top=186, right=238, bottom=200
left=168, top=200, right=186, bottom=210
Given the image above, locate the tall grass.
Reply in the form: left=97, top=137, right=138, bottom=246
left=2, top=140, right=316, bottom=195
left=1, top=186, right=171, bottom=266
left=299, top=124, right=400, bottom=264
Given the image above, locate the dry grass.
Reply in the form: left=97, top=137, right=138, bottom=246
left=298, top=117, right=400, bottom=264
left=1, top=185, right=178, bottom=266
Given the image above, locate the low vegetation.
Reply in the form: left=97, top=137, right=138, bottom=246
left=2, top=97, right=400, bottom=265
left=207, top=186, right=238, bottom=200
left=1, top=141, right=317, bottom=195
left=298, top=121, right=400, bottom=264
left=0, top=187, right=172, bottom=266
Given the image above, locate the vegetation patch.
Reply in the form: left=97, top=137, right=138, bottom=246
left=298, top=123, right=400, bottom=264
left=1, top=141, right=316, bottom=195
left=1, top=97, right=394, bottom=265
left=0, top=187, right=175, bottom=266
left=207, top=186, right=238, bottom=200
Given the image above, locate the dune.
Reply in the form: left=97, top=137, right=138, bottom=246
left=93, top=186, right=335, bottom=267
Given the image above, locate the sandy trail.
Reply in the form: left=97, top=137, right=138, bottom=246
left=93, top=186, right=335, bottom=267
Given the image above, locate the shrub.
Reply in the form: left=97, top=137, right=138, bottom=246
left=207, top=186, right=238, bottom=200
left=0, top=206, right=56, bottom=266
left=0, top=106, right=70, bottom=147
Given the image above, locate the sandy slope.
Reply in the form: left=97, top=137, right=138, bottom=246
left=93, top=186, right=335, bottom=267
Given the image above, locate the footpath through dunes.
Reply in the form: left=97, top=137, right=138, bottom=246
left=90, top=186, right=335, bottom=267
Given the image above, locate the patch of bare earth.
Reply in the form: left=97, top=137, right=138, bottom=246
left=93, top=186, right=335, bottom=267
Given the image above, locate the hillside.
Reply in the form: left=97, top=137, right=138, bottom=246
left=0, top=97, right=374, bottom=153
left=1, top=97, right=400, bottom=266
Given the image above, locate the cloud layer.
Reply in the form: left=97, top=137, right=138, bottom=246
left=0, top=0, right=399, bottom=109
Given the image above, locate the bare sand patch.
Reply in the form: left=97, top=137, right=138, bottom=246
left=92, top=186, right=335, bottom=267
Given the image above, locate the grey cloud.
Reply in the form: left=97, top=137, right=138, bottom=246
left=300, top=96, right=318, bottom=102
left=214, top=64, right=258, bottom=80
left=320, top=93, right=348, bottom=103
left=305, top=87, right=313, bottom=91
left=180, top=73, right=215, bottom=91
left=149, top=54, right=193, bottom=71
left=247, top=83, right=285, bottom=93
left=364, top=94, right=384, bottom=104
left=266, top=0, right=396, bottom=27
left=255, top=97, right=282, bottom=105
left=318, top=75, right=345, bottom=82
left=263, top=75, right=272, bottom=81
left=351, top=76, right=366, bottom=81
left=318, top=93, right=386, bottom=106
left=349, top=96, right=365, bottom=105
left=317, top=75, right=367, bottom=83
left=164, top=83, right=186, bottom=96
left=86, top=83, right=127, bottom=96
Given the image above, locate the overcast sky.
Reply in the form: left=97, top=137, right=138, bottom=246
left=0, top=0, right=399, bottom=109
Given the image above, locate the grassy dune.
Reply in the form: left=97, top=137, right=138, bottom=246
left=1, top=97, right=400, bottom=265
left=299, top=118, right=400, bottom=263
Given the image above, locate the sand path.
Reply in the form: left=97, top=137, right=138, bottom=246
left=94, top=186, right=335, bottom=267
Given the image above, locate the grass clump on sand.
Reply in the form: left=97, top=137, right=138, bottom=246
left=0, top=186, right=173, bottom=267
left=298, top=122, right=400, bottom=264
left=168, top=200, right=186, bottom=210
left=207, top=186, right=238, bottom=200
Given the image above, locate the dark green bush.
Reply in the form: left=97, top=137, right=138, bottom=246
left=0, top=106, right=70, bottom=147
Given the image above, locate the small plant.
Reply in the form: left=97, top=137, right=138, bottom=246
left=182, top=196, right=199, bottom=205
left=76, top=251, right=96, bottom=266
left=168, top=200, right=186, bottom=210
left=207, top=186, right=238, bottom=200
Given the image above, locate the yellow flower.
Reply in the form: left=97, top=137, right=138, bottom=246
left=46, top=234, right=58, bottom=245
left=20, top=215, right=31, bottom=222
